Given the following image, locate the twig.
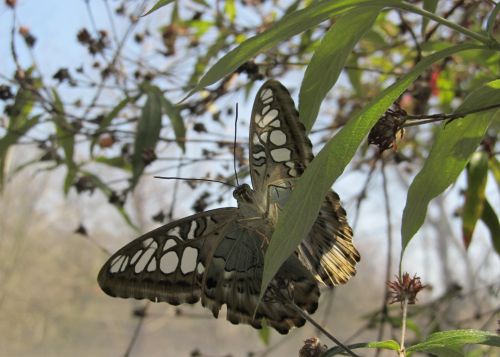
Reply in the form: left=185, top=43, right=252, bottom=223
left=123, top=302, right=150, bottom=357
left=289, top=302, right=360, bottom=357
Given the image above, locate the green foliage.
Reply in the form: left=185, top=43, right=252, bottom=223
left=0, top=86, right=39, bottom=190
left=142, top=0, right=175, bottom=17
left=406, top=329, right=500, bottom=355
left=299, top=6, right=380, bottom=131
left=262, top=43, right=485, bottom=303
left=461, top=151, right=489, bottom=248
left=401, top=80, right=500, bottom=251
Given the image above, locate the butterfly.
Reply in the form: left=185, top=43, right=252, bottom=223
left=98, top=80, right=360, bottom=334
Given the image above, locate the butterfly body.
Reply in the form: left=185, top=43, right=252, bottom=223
left=98, top=80, right=359, bottom=334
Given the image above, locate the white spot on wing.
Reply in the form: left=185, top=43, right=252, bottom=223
left=270, top=148, right=291, bottom=162
left=197, top=262, right=205, bottom=274
left=181, top=247, right=198, bottom=274
left=147, top=257, right=157, bottom=272
left=134, top=240, right=158, bottom=273
left=252, top=133, right=259, bottom=145
left=270, top=119, right=280, bottom=127
left=130, top=250, right=142, bottom=264
left=168, top=226, right=181, bottom=239
left=252, top=151, right=266, bottom=159
left=260, top=109, right=279, bottom=127
left=270, top=130, right=287, bottom=146
left=163, top=239, right=176, bottom=251
left=261, top=105, right=271, bottom=115
left=263, top=97, right=273, bottom=104
left=121, top=256, right=130, bottom=272
left=160, top=251, right=178, bottom=274
left=110, top=255, right=125, bottom=273
left=259, top=132, right=268, bottom=143
left=261, top=88, right=272, bottom=101
left=187, top=221, right=197, bottom=239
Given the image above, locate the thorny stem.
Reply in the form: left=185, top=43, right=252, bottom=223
left=289, top=302, right=360, bottom=357
left=399, top=297, right=409, bottom=357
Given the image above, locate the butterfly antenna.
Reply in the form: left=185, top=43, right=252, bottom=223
left=233, top=103, right=240, bottom=187
left=154, top=176, right=235, bottom=188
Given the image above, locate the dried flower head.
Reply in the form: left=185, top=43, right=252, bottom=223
left=387, top=273, right=426, bottom=305
left=299, top=337, right=328, bottom=357
left=368, top=104, right=406, bottom=152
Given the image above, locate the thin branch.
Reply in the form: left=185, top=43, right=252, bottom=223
left=289, top=301, right=360, bottom=357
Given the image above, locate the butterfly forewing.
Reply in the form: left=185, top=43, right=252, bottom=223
left=98, top=208, right=236, bottom=305
left=249, top=80, right=314, bottom=200
left=249, top=80, right=359, bottom=287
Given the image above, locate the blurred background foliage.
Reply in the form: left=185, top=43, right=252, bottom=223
left=0, top=0, right=498, bottom=356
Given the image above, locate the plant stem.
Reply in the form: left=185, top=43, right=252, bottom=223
left=289, top=302, right=360, bottom=357
left=399, top=297, right=409, bottom=357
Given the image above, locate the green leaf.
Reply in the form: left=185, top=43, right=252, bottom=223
left=52, top=89, right=77, bottom=194
left=149, top=85, right=185, bottom=152
left=90, top=97, right=130, bottom=156
left=401, top=79, right=500, bottom=251
left=480, top=199, right=500, bottom=254
left=346, top=56, right=362, bottom=96
left=0, top=88, right=38, bottom=190
left=322, top=340, right=400, bottom=356
left=299, top=6, right=381, bottom=132
left=260, top=43, right=485, bottom=303
left=407, top=329, right=500, bottom=355
left=422, top=0, right=438, bottom=36
left=486, top=3, right=500, bottom=40
left=95, top=156, right=132, bottom=171
left=490, top=157, right=500, bottom=189
left=461, top=151, right=489, bottom=248
left=367, top=340, right=401, bottom=350
left=131, top=86, right=163, bottom=187
left=189, top=0, right=402, bottom=98
left=258, top=323, right=270, bottom=346
left=224, top=0, right=236, bottom=23
left=142, top=0, right=175, bottom=17
left=188, top=34, right=227, bottom=86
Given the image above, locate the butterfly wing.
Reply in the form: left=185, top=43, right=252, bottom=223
left=98, top=208, right=236, bottom=305
left=98, top=206, right=318, bottom=334
left=249, top=80, right=360, bottom=287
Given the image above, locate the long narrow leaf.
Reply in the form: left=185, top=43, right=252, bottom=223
left=152, top=85, right=186, bottom=152
left=401, top=79, right=500, bottom=251
left=132, top=87, right=162, bottom=187
left=90, top=97, right=130, bottom=155
left=0, top=88, right=38, bottom=190
left=407, top=329, right=500, bottom=353
left=461, top=151, right=488, bottom=248
left=260, top=43, right=484, bottom=302
left=142, top=0, right=175, bottom=17
left=190, top=0, right=402, bottom=97
left=480, top=199, right=500, bottom=254
left=299, top=6, right=381, bottom=131
left=52, top=89, right=77, bottom=194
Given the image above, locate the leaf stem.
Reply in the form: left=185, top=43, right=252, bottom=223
left=399, top=297, right=409, bottom=357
